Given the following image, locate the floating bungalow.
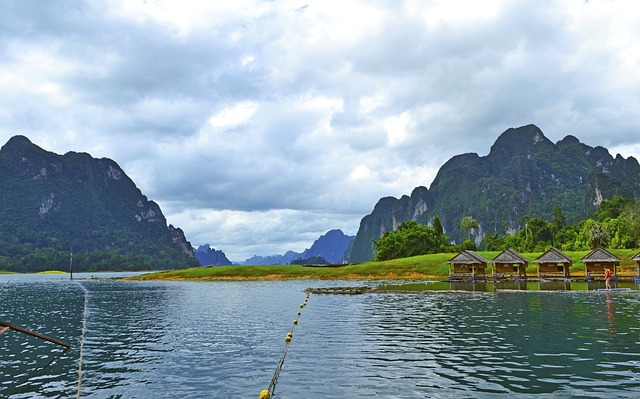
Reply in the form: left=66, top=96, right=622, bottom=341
left=447, top=250, right=490, bottom=280
left=580, top=247, right=620, bottom=279
left=630, top=252, right=640, bottom=282
left=533, top=247, right=572, bottom=278
left=491, top=248, right=528, bottom=279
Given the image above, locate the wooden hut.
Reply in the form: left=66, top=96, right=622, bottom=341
left=630, top=252, right=640, bottom=282
left=447, top=250, right=489, bottom=280
left=580, top=247, right=620, bottom=279
left=533, top=247, right=572, bottom=278
left=491, top=248, right=528, bottom=279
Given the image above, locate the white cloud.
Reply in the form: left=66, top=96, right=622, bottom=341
left=2, top=0, right=640, bottom=260
left=208, top=101, right=258, bottom=128
left=384, top=112, right=412, bottom=148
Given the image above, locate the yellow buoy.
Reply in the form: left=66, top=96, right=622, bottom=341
left=285, top=333, right=292, bottom=343
left=293, top=319, right=298, bottom=325
left=259, top=389, right=271, bottom=399
left=297, top=311, right=301, bottom=316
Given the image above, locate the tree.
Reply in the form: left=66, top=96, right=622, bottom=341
left=460, top=216, right=479, bottom=241
left=373, top=221, right=448, bottom=261
left=433, top=216, right=444, bottom=236
left=552, top=206, right=565, bottom=235
left=595, top=196, right=631, bottom=222
left=432, top=216, right=450, bottom=251
left=483, top=233, right=505, bottom=251
left=582, top=219, right=609, bottom=249
left=621, top=201, right=640, bottom=248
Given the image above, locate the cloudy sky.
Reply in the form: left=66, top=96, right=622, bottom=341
left=1, top=0, right=640, bottom=261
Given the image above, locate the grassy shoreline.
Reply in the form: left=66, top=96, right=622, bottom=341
left=129, top=249, right=640, bottom=281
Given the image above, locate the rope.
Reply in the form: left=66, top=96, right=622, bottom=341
left=260, top=290, right=311, bottom=399
left=75, top=281, right=89, bottom=399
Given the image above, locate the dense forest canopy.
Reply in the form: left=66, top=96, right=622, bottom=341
left=373, top=197, right=640, bottom=261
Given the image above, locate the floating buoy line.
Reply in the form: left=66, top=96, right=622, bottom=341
left=76, top=280, right=89, bottom=398
left=259, top=290, right=311, bottom=399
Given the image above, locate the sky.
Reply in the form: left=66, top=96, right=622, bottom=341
left=1, top=0, right=640, bottom=261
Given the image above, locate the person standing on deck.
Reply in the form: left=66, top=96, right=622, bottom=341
left=604, top=266, right=613, bottom=290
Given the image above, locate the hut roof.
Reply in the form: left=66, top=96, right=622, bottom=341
left=630, top=252, right=640, bottom=261
left=533, top=247, right=572, bottom=264
left=491, top=248, right=528, bottom=264
left=446, top=250, right=489, bottom=265
left=580, top=247, right=620, bottom=263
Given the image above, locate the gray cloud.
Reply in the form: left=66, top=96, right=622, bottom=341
left=1, top=0, right=639, bottom=260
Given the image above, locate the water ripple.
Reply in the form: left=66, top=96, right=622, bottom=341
left=2, top=276, right=640, bottom=398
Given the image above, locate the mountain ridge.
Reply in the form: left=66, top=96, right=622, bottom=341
left=0, top=135, right=198, bottom=272
left=243, top=229, right=355, bottom=265
left=349, top=124, right=640, bottom=262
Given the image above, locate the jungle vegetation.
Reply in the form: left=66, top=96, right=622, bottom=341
left=373, top=196, right=640, bottom=261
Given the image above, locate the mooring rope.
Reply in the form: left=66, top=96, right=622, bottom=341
left=259, top=290, right=311, bottom=399
left=75, top=281, right=89, bottom=399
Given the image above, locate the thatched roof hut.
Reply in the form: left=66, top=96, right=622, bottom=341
left=580, top=247, right=620, bottom=278
left=446, top=250, right=489, bottom=280
left=533, top=247, right=572, bottom=278
left=491, top=248, right=528, bottom=278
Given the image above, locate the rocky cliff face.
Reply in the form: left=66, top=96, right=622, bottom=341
left=194, top=244, right=232, bottom=266
left=0, top=135, right=196, bottom=271
left=350, top=124, right=640, bottom=262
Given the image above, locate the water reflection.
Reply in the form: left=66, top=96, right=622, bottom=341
left=606, top=293, right=616, bottom=332
left=381, top=279, right=639, bottom=292
left=3, top=274, right=640, bottom=398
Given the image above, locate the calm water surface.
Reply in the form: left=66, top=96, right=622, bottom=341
left=1, top=274, right=640, bottom=398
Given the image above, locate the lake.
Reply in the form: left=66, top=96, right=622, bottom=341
left=1, top=274, right=640, bottom=398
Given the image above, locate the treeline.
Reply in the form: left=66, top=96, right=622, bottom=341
left=374, top=196, right=640, bottom=261
left=290, top=256, right=329, bottom=265
left=0, top=237, right=199, bottom=273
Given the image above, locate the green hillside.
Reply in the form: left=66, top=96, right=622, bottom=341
left=0, top=136, right=198, bottom=272
left=350, top=125, right=640, bottom=262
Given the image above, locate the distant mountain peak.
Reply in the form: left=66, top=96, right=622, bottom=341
left=243, top=229, right=355, bottom=265
left=193, top=244, right=231, bottom=266
left=488, top=124, right=553, bottom=158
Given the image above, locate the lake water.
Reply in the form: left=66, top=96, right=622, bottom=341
left=1, top=274, right=640, bottom=398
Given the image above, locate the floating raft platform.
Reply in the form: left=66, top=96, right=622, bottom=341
left=305, top=286, right=492, bottom=295
left=306, top=286, right=639, bottom=295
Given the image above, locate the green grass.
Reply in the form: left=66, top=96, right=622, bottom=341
left=37, top=270, right=68, bottom=275
left=129, top=249, right=640, bottom=281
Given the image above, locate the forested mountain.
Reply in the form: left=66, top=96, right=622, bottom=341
left=0, top=135, right=198, bottom=272
left=350, top=124, right=640, bottom=262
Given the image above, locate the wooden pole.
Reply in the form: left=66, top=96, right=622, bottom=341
left=0, top=320, right=71, bottom=348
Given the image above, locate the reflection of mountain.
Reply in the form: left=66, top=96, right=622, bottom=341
left=350, top=124, right=640, bottom=262
left=244, top=229, right=355, bottom=265
left=0, top=135, right=197, bottom=272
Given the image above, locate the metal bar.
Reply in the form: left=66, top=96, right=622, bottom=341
left=0, top=320, right=71, bottom=348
